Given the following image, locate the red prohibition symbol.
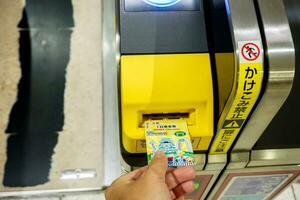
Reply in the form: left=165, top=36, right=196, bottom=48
left=241, top=42, right=261, bottom=61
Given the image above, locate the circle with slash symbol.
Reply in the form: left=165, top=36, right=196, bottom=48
left=241, top=42, right=261, bottom=61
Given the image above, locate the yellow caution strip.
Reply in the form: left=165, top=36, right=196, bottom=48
left=210, top=41, right=264, bottom=154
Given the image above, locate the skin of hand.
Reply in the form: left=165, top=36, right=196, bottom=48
left=105, top=152, right=196, bottom=200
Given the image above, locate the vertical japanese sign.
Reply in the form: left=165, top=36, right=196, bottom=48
left=210, top=41, right=264, bottom=154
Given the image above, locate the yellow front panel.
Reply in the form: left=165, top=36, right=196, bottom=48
left=215, top=53, right=235, bottom=115
left=121, top=54, right=214, bottom=153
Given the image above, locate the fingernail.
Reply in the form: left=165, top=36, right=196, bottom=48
left=154, top=151, right=165, bottom=159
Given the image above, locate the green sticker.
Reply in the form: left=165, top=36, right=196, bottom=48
left=175, top=131, right=186, bottom=137
left=194, top=182, right=201, bottom=190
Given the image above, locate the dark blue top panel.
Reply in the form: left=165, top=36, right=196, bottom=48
left=119, top=0, right=208, bottom=54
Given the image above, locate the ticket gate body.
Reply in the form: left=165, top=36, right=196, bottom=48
left=0, top=0, right=300, bottom=198
left=203, top=0, right=300, bottom=199
left=110, top=0, right=299, bottom=199
left=114, top=0, right=300, bottom=199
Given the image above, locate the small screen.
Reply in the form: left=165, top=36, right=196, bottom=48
left=219, top=174, right=291, bottom=200
left=125, top=0, right=200, bottom=12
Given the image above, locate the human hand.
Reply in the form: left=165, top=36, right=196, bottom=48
left=105, top=152, right=196, bottom=200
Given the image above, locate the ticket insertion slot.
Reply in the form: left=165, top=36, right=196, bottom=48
left=140, top=112, right=193, bottom=127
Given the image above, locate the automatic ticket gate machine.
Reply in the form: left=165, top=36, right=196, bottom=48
left=114, top=0, right=271, bottom=193
left=102, top=0, right=300, bottom=199
left=206, top=0, right=300, bottom=199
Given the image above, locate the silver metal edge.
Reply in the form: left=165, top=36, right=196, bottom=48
left=102, top=0, right=122, bottom=186
left=248, top=148, right=300, bottom=167
left=204, top=0, right=263, bottom=197
left=0, top=188, right=103, bottom=198
left=227, top=151, right=250, bottom=169
left=232, top=0, right=295, bottom=152
left=215, top=0, right=264, bottom=130
left=194, top=153, right=207, bottom=171
left=209, top=0, right=264, bottom=154
left=207, top=165, right=300, bottom=200
left=205, top=154, right=227, bottom=171
left=223, top=0, right=264, bottom=134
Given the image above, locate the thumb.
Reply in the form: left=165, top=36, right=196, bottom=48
left=147, top=151, right=168, bottom=179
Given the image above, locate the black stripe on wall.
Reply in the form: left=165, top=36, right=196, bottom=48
left=4, top=0, right=74, bottom=187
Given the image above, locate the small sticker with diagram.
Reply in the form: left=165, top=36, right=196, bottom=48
left=145, top=119, right=195, bottom=167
